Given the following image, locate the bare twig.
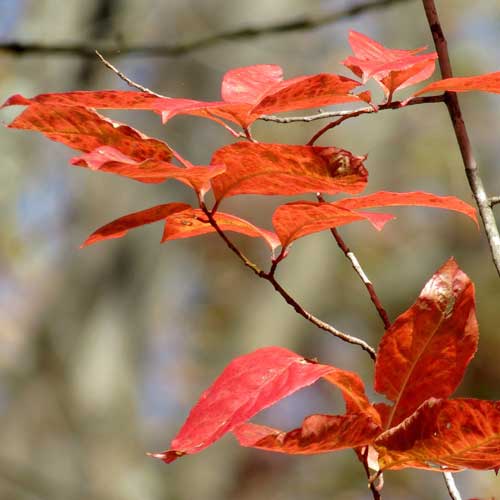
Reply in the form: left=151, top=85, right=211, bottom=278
left=442, top=471, right=462, bottom=500
left=489, top=196, right=500, bottom=207
left=360, top=448, right=383, bottom=500
left=317, top=196, right=391, bottom=329
left=1, top=0, right=412, bottom=59
left=200, top=203, right=377, bottom=360
left=422, top=0, right=500, bottom=276
left=95, top=50, right=164, bottom=96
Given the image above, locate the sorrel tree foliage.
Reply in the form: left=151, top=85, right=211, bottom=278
left=3, top=30, right=500, bottom=495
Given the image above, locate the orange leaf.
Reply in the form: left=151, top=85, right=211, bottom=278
left=342, top=31, right=437, bottom=99
left=210, top=143, right=368, bottom=201
left=82, top=203, right=191, bottom=247
left=413, top=71, right=500, bottom=97
left=161, top=208, right=280, bottom=251
left=375, top=398, right=500, bottom=472
left=72, top=145, right=225, bottom=195
left=233, top=413, right=380, bottom=455
left=148, top=347, right=337, bottom=463
left=334, top=191, right=478, bottom=226
left=7, top=104, right=173, bottom=161
left=374, top=258, right=478, bottom=429
left=272, top=201, right=395, bottom=249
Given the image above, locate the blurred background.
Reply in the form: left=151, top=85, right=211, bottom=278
left=1, top=0, right=499, bottom=498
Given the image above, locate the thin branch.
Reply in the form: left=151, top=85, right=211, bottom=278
left=200, top=204, right=377, bottom=360
left=360, top=448, right=383, bottom=500
left=318, top=196, right=391, bottom=329
left=0, top=0, right=412, bottom=59
left=422, top=0, right=500, bottom=276
left=489, top=196, right=500, bottom=207
left=261, top=95, right=444, bottom=125
left=95, top=50, right=164, bottom=96
left=442, top=471, right=462, bottom=500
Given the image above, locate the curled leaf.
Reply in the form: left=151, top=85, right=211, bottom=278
left=413, top=71, right=500, bottom=97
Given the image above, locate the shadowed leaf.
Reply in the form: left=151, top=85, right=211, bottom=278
left=210, top=143, right=368, bottom=201
left=374, top=258, right=478, bottom=428
left=375, top=398, right=500, bottom=472
left=233, top=413, right=380, bottom=455
left=148, top=347, right=337, bottom=463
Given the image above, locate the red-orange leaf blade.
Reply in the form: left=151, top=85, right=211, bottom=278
left=375, top=398, right=500, bottom=472
left=374, top=258, right=478, bottom=428
left=251, top=74, right=366, bottom=115
left=7, top=104, right=173, bottom=162
left=342, top=30, right=437, bottom=98
left=82, top=203, right=191, bottom=247
left=334, top=191, right=478, bottom=226
left=210, top=143, right=368, bottom=201
left=161, top=208, right=280, bottom=251
left=148, top=347, right=336, bottom=463
left=234, top=413, right=380, bottom=455
left=273, top=201, right=395, bottom=249
left=413, top=71, right=500, bottom=97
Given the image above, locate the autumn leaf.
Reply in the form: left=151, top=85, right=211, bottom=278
left=375, top=398, right=500, bottom=472
left=161, top=208, right=280, bottom=251
left=210, top=143, right=368, bottom=202
left=81, top=203, right=191, bottom=247
left=233, top=413, right=380, bottom=455
left=413, top=71, right=500, bottom=97
left=72, top=146, right=225, bottom=195
left=342, top=30, right=437, bottom=100
left=374, top=258, right=478, bottom=429
left=147, top=347, right=337, bottom=463
left=6, top=103, right=173, bottom=162
left=273, top=202, right=396, bottom=249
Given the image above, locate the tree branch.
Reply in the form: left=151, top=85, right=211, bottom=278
left=0, top=0, right=412, bottom=58
left=200, top=204, right=377, bottom=360
left=422, top=0, right=500, bottom=276
left=489, top=196, right=500, bottom=207
left=442, top=471, right=462, bottom=500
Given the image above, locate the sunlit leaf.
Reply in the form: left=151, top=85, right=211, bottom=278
left=7, top=104, right=173, bottom=161
left=375, top=398, right=500, bottom=472
left=82, top=203, right=191, bottom=247
left=72, top=145, right=225, bottom=195
left=334, top=191, right=478, bottom=226
left=210, top=143, right=368, bottom=201
left=273, top=201, right=395, bottom=249
left=148, top=347, right=337, bottom=463
left=374, top=258, right=478, bottom=429
left=161, top=208, right=280, bottom=251
left=413, top=71, right=500, bottom=97
left=342, top=30, right=437, bottom=99
left=233, top=413, right=380, bottom=455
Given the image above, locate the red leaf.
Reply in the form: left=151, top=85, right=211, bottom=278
left=374, top=258, right=478, bottom=429
left=81, top=203, right=191, bottom=247
left=334, top=191, right=478, bottom=226
left=413, top=71, right=500, bottom=97
left=161, top=208, right=280, bottom=251
left=2, top=90, right=164, bottom=109
left=375, top=398, right=500, bottom=472
left=233, top=413, right=380, bottom=455
left=250, top=73, right=366, bottom=115
left=147, top=346, right=336, bottom=463
left=323, top=368, right=380, bottom=424
left=342, top=31, right=437, bottom=99
left=221, top=64, right=284, bottom=103
left=72, top=146, right=225, bottom=195
left=210, top=143, right=368, bottom=201
left=272, top=201, right=395, bottom=249
left=7, top=104, right=173, bottom=161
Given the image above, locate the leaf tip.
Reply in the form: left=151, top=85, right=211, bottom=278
left=147, top=450, right=185, bottom=464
